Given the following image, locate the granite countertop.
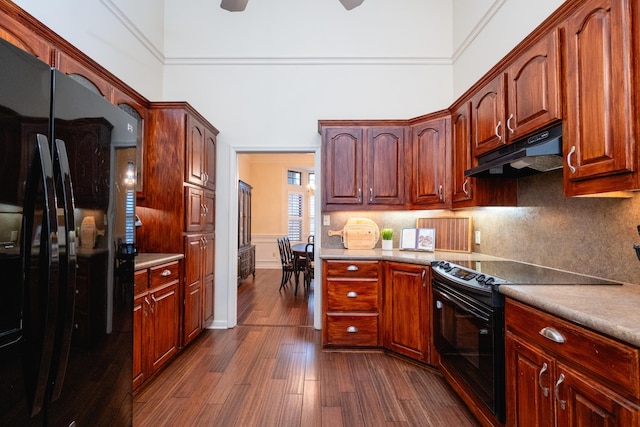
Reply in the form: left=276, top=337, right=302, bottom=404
left=135, top=253, right=184, bottom=270
left=320, top=248, right=640, bottom=348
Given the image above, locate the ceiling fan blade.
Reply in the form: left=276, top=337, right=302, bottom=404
left=220, top=0, right=249, bottom=12
left=339, top=0, right=364, bottom=10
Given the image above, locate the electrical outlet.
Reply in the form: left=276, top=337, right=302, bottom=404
left=475, top=230, right=481, bottom=245
left=323, top=215, right=331, bottom=226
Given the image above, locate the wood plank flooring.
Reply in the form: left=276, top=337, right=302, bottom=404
left=133, top=269, right=479, bottom=426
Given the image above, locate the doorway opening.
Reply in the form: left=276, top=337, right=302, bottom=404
left=235, top=152, right=318, bottom=327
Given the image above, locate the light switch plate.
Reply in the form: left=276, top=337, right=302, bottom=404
left=475, top=230, right=481, bottom=245
left=323, top=215, right=331, bottom=226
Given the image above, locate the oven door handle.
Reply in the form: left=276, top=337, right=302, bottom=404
left=434, top=287, right=490, bottom=322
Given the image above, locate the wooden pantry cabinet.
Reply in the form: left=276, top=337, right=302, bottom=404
left=320, top=123, right=406, bottom=210
left=505, top=298, right=640, bottom=427
left=322, top=260, right=382, bottom=347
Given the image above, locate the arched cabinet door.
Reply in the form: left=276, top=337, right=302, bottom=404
left=0, top=11, right=51, bottom=62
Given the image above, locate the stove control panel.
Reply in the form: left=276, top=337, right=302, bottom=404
left=431, top=260, right=508, bottom=291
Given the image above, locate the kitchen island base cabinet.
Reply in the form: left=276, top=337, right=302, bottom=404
left=505, top=298, right=640, bottom=427
left=322, top=260, right=382, bottom=347
left=383, top=262, right=431, bottom=363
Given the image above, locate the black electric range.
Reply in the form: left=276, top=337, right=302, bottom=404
left=431, top=259, right=620, bottom=307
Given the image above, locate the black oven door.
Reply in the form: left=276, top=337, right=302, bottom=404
left=432, top=281, right=505, bottom=423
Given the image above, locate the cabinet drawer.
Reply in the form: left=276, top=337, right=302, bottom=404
left=325, top=315, right=379, bottom=346
left=134, top=269, right=149, bottom=294
left=326, top=281, right=378, bottom=311
left=506, top=299, right=640, bottom=397
left=325, top=260, right=379, bottom=278
left=149, top=262, right=179, bottom=287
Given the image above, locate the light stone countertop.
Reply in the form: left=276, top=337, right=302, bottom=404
left=135, top=252, right=184, bottom=271
left=319, top=248, right=640, bottom=348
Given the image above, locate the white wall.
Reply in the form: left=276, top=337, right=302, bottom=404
left=14, top=0, right=165, bottom=100
left=451, top=0, right=564, bottom=97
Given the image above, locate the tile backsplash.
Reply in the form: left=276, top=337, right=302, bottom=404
left=321, top=170, right=640, bottom=285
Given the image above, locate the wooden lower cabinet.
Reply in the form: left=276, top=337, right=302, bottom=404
left=505, top=298, right=640, bottom=427
left=383, top=262, right=431, bottom=363
left=322, top=260, right=381, bottom=347
left=133, top=261, right=181, bottom=391
left=184, top=233, right=215, bottom=344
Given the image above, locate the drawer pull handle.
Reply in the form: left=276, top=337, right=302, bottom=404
left=538, top=362, right=549, bottom=397
left=346, top=326, right=358, bottom=333
left=555, top=373, right=566, bottom=410
left=347, top=265, right=359, bottom=271
left=161, top=269, right=172, bottom=277
left=347, top=291, right=358, bottom=298
left=539, top=327, right=565, bottom=343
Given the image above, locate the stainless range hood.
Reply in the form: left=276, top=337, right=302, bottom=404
left=465, top=123, right=563, bottom=178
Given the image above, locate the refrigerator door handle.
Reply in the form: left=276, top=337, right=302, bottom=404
left=49, top=139, right=77, bottom=402
left=21, top=135, right=60, bottom=417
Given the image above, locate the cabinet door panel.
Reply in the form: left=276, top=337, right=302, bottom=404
left=186, top=115, right=206, bottom=187
left=150, top=281, right=179, bottom=372
left=384, top=262, right=429, bottom=362
left=452, top=103, right=473, bottom=204
left=366, top=127, right=404, bottom=205
left=184, top=281, right=202, bottom=345
left=506, top=333, right=555, bottom=427
left=410, top=118, right=450, bottom=207
left=132, top=294, right=146, bottom=389
left=472, top=74, right=506, bottom=157
left=322, top=127, right=363, bottom=206
left=563, top=0, right=635, bottom=185
left=557, top=363, right=639, bottom=427
left=507, top=32, right=561, bottom=139
left=203, top=128, right=216, bottom=191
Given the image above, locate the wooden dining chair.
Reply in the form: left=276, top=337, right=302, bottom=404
left=303, top=242, right=314, bottom=292
left=277, top=237, right=295, bottom=290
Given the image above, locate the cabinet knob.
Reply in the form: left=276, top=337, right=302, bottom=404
left=347, top=291, right=358, bottom=298
left=346, top=326, right=358, bottom=333
left=346, top=265, right=359, bottom=271
left=161, top=269, right=172, bottom=277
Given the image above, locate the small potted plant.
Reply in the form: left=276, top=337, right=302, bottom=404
left=381, top=228, right=393, bottom=251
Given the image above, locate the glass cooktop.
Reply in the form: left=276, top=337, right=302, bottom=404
left=451, top=260, right=620, bottom=286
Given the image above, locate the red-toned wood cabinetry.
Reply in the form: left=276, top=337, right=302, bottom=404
left=506, top=299, right=640, bottom=427
left=320, top=123, right=405, bottom=210
left=133, top=261, right=181, bottom=391
left=383, top=262, right=431, bottom=363
left=408, top=114, right=451, bottom=209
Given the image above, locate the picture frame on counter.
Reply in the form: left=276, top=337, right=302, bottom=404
left=400, top=228, right=435, bottom=252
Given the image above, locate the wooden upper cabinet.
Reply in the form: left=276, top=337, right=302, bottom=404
left=322, top=126, right=364, bottom=208
left=472, top=30, right=561, bottom=158
left=562, top=0, right=638, bottom=196
left=451, top=102, right=474, bottom=205
left=471, top=74, right=506, bottom=157
left=186, top=114, right=217, bottom=191
left=366, top=127, right=405, bottom=206
left=0, top=12, right=50, bottom=62
left=409, top=115, right=451, bottom=208
left=321, top=124, right=405, bottom=210
left=55, top=51, right=112, bottom=99
left=506, top=31, right=561, bottom=140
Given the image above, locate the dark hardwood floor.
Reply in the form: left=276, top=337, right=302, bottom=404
left=133, top=269, right=479, bottom=426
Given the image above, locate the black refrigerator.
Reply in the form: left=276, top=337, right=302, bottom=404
left=0, top=38, right=138, bottom=426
